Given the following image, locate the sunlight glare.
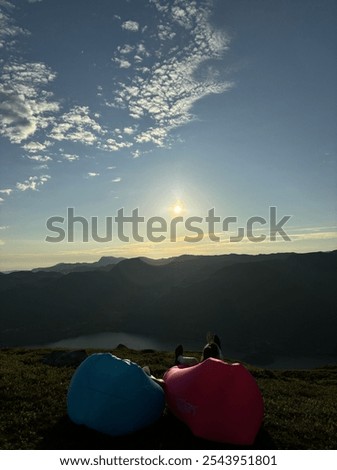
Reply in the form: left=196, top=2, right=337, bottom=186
left=173, top=204, right=183, bottom=215
left=169, top=199, right=186, bottom=217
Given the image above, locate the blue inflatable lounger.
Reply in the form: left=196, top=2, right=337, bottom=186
left=67, top=353, right=165, bottom=436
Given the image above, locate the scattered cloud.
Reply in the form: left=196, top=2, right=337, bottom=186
left=63, top=154, right=79, bottom=162
left=1, top=0, right=234, bottom=206
left=158, top=24, right=176, bottom=41
left=16, top=174, right=51, bottom=191
left=113, top=57, right=132, bottom=69
left=0, top=188, right=13, bottom=195
left=106, top=166, right=116, bottom=170
left=49, top=105, right=105, bottom=145
left=132, top=149, right=141, bottom=158
left=123, top=126, right=135, bottom=135
left=0, top=198, right=4, bottom=203
left=112, top=177, right=122, bottom=183
left=121, top=20, right=139, bottom=32
left=27, top=155, right=52, bottom=162
left=0, top=3, right=60, bottom=145
left=100, top=138, right=133, bottom=152
left=0, top=225, right=10, bottom=230
left=34, top=163, right=49, bottom=170
left=22, top=140, right=52, bottom=152
left=0, top=1, right=29, bottom=49
left=118, top=44, right=134, bottom=54
left=111, top=0, right=232, bottom=148
left=0, top=0, right=15, bottom=7
left=148, top=0, right=169, bottom=14
left=0, top=61, right=59, bottom=143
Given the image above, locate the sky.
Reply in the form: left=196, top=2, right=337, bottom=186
left=0, top=0, right=336, bottom=271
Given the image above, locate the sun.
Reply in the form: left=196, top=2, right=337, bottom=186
left=173, top=204, right=183, bottom=215
left=169, top=199, right=186, bottom=217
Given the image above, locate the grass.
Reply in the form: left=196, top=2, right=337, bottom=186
left=0, top=348, right=336, bottom=450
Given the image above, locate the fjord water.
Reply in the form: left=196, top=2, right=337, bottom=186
left=44, top=331, right=337, bottom=370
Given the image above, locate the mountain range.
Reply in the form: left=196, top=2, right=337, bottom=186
left=31, top=256, right=125, bottom=274
left=1, top=251, right=336, bottom=360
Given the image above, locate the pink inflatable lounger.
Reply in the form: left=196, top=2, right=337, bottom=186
left=163, top=358, right=264, bottom=445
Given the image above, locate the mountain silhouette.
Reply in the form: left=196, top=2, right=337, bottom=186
left=1, top=251, right=336, bottom=358
left=31, top=256, right=125, bottom=274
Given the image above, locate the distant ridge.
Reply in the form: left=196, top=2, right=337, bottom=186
left=1, top=250, right=336, bottom=360
left=31, top=256, right=125, bottom=274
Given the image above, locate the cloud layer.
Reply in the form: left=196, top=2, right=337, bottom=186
left=49, top=106, right=105, bottom=145
left=111, top=0, right=232, bottom=147
left=16, top=174, right=51, bottom=191
left=0, top=61, right=59, bottom=143
left=0, top=0, right=233, bottom=201
left=1, top=0, right=231, bottom=154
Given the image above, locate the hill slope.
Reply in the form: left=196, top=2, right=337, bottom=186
left=0, top=348, right=336, bottom=450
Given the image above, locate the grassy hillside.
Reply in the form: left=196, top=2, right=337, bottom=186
left=0, top=348, right=336, bottom=450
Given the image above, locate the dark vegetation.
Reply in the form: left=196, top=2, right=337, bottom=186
left=1, top=251, right=337, bottom=360
left=0, top=348, right=336, bottom=450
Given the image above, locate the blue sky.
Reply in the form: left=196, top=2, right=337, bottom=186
left=0, top=0, right=336, bottom=271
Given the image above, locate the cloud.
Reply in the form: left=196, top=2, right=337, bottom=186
left=27, top=155, right=52, bottom=162
left=0, top=4, right=60, bottom=145
left=0, top=0, right=14, bottom=7
left=16, top=174, right=51, bottom=191
left=113, top=57, right=132, bottom=69
left=34, top=164, right=49, bottom=170
left=106, top=166, right=116, bottom=170
left=112, top=177, right=122, bottom=183
left=123, top=126, right=135, bottom=135
left=158, top=24, right=176, bottom=41
left=132, top=149, right=141, bottom=158
left=0, top=225, right=10, bottom=230
left=101, top=138, right=133, bottom=152
left=0, top=198, right=4, bottom=203
left=111, top=0, right=232, bottom=149
left=0, top=188, right=13, bottom=195
left=0, top=1, right=29, bottom=49
left=63, top=154, right=79, bottom=162
left=22, top=140, right=52, bottom=152
left=135, top=126, right=168, bottom=147
left=0, top=61, right=59, bottom=143
left=2, top=0, right=232, bottom=165
left=290, top=230, right=337, bottom=241
left=87, top=172, right=100, bottom=177
left=118, top=44, right=134, bottom=54
left=49, top=105, right=105, bottom=145
left=149, top=0, right=169, bottom=14
left=121, top=20, right=139, bottom=32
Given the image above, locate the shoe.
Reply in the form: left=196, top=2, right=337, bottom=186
left=175, top=344, right=183, bottom=365
left=213, top=334, right=221, bottom=349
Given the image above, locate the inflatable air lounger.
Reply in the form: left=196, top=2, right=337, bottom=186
left=164, top=358, right=264, bottom=445
left=67, top=353, right=165, bottom=436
